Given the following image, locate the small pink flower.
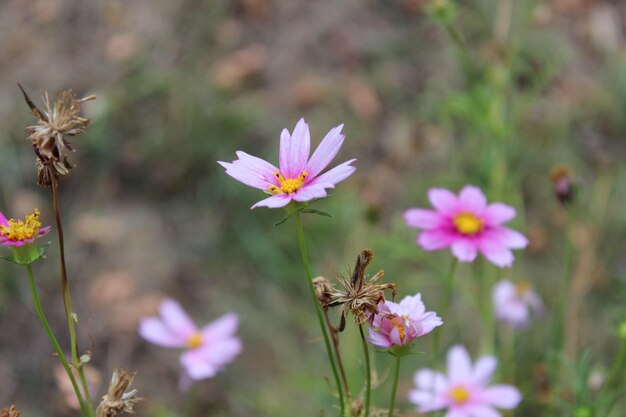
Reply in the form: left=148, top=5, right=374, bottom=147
left=409, top=345, right=522, bottom=417
left=139, top=298, right=241, bottom=380
left=367, top=293, right=442, bottom=349
left=218, top=118, right=356, bottom=209
left=493, top=279, right=544, bottom=329
left=0, top=209, right=50, bottom=247
left=404, top=185, right=528, bottom=267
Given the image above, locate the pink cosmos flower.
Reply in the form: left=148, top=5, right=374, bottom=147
left=218, top=118, right=356, bottom=209
left=139, top=298, right=241, bottom=380
left=404, top=186, right=528, bottom=267
left=367, top=293, right=443, bottom=349
left=492, top=279, right=544, bottom=329
left=0, top=209, right=51, bottom=247
left=409, top=345, right=522, bottom=417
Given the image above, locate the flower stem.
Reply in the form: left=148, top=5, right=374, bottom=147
left=294, top=213, right=346, bottom=416
left=387, top=355, right=402, bottom=417
left=359, top=324, right=371, bottom=417
left=323, top=308, right=351, bottom=400
left=49, top=169, right=95, bottom=417
left=24, top=264, right=90, bottom=417
left=432, top=258, right=458, bottom=367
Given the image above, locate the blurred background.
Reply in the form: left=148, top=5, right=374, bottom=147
left=0, top=0, right=625, bottom=416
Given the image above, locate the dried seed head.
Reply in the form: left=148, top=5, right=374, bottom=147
left=0, top=406, right=19, bottom=417
left=313, top=276, right=333, bottom=305
left=96, top=369, right=142, bottom=417
left=326, top=249, right=397, bottom=327
left=18, top=84, right=95, bottom=186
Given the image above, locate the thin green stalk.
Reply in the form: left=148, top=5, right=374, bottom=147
left=25, top=264, right=89, bottom=417
left=294, top=213, right=346, bottom=416
left=359, top=324, right=371, bottom=417
left=387, top=355, right=401, bottom=417
left=432, top=258, right=458, bottom=367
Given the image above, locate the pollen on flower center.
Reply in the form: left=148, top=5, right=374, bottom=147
left=515, top=282, right=531, bottom=297
left=453, top=212, right=484, bottom=235
left=268, top=171, right=308, bottom=195
left=389, top=316, right=406, bottom=342
left=449, top=386, right=470, bottom=404
left=186, top=332, right=203, bottom=349
left=0, top=209, right=42, bottom=241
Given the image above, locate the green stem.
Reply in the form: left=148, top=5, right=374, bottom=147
left=387, top=355, right=402, bottom=417
left=359, top=325, right=371, bottom=417
left=294, top=213, right=346, bottom=416
left=25, top=264, right=89, bottom=417
left=432, top=258, right=458, bottom=367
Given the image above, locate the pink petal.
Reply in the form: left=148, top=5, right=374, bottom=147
left=0, top=212, right=8, bottom=226
left=292, top=185, right=328, bottom=202
left=407, top=390, right=436, bottom=407
left=307, top=159, right=356, bottom=188
left=218, top=150, right=280, bottom=190
left=180, top=350, right=218, bottom=379
left=478, top=240, right=515, bottom=268
left=279, top=128, right=291, bottom=178
left=480, top=385, right=522, bottom=409
left=447, top=409, right=471, bottom=417
left=458, top=186, right=487, bottom=214
left=367, top=329, right=392, bottom=348
left=200, top=337, right=243, bottom=366
left=428, top=188, right=458, bottom=215
left=304, top=124, right=345, bottom=178
left=526, top=292, right=544, bottom=316
left=201, top=313, right=239, bottom=340
left=483, top=203, right=516, bottom=225
left=38, top=225, right=52, bottom=237
left=414, top=369, right=448, bottom=392
left=492, top=280, right=516, bottom=306
left=418, top=229, right=455, bottom=251
left=160, top=299, right=197, bottom=339
left=451, top=239, right=478, bottom=262
left=287, top=118, right=311, bottom=178
left=488, top=227, right=528, bottom=249
left=465, top=405, right=502, bottom=417
left=389, top=325, right=404, bottom=345
left=404, top=209, right=444, bottom=230
left=251, top=194, right=292, bottom=209
left=447, top=345, right=473, bottom=383
left=472, top=356, right=497, bottom=386
left=418, top=312, right=444, bottom=335
left=138, top=318, right=186, bottom=348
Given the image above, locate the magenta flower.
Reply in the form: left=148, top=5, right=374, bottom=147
left=404, top=185, right=528, bottom=267
left=139, top=298, right=241, bottom=380
left=0, top=209, right=50, bottom=247
left=409, top=345, right=522, bottom=417
left=367, top=293, right=443, bottom=349
left=218, top=118, right=356, bottom=209
left=493, top=279, right=544, bottom=329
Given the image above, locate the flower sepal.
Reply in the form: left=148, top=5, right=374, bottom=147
left=274, top=200, right=332, bottom=226
left=381, top=343, right=424, bottom=358
left=1, top=241, right=50, bottom=265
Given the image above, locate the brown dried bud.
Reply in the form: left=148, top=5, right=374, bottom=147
left=313, top=276, right=333, bottom=305
left=96, top=369, right=142, bottom=417
left=550, top=165, right=575, bottom=206
left=18, top=84, right=95, bottom=185
left=0, top=406, right=20, bottom=417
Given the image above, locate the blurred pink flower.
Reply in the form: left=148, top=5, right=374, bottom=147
left=493, top=280, right=544, bottom=329
left=367, top=293, right=442, bottom=349
left=139, top=298, right=241, bottom=380
left=218, top=118, right=356, bottom=209
left=404, top=186, right=528, bottom=267
left=409, top=345, right=522, bottom=417
left=0, top=209, right=50, bottom=247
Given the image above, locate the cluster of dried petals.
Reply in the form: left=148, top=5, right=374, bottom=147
left=0, top=406, right=20, bottom=417
left=326, top=249, right=396, bottom=328
left=96, top=369, right=142, bottom=417
left=19, top=84, right=95, bottom=186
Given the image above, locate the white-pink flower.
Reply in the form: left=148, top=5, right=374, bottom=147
left=404, top=185, right=528, bottom=267
left=367, top=293, right=443, bottom=349
left=218, top=118, right=356, bottom=209
left=139, top=298, right=241, bottom=380
left=409, top=345, right=522, bottom=417
left=493, top=280, right=544, bottom=329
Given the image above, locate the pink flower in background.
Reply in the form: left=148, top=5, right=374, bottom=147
left=409, top=345, right=522, bottom=417
left=0, top=209, right=50, bottom=247
left=368, top=293, right=443, bottom=349
left=218, top=118, right=356, bottom=209
left=139, top=298, right=241, bottom=380
left=493, top=280, right=544, bottom=329
left=404, top=186, right=528, bottom=267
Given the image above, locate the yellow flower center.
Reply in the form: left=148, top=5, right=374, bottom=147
left=449, top=386, right=470, bottom=404
left=453, top=212, right=484, bottom=235
left=389, top=316, right=406, bottom=342
left=0, top=209, right=42, bottom=242
left=186, top=332, right=203, bottom=349
left=268, top=171, right=308, bottom=195
left=515, top=282, right=531, bottom=297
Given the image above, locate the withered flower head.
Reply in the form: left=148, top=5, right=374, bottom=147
left=96, top=369, right=142, bottom=417
left=326, top=249, right=396, bottom=329
left=550, top=164, right=575, bottom=206
left=0, top=406, right=20, bottom=417
left=18, top=83, right=95, bottom=186
left=313, top=276, right=333, bottom=305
